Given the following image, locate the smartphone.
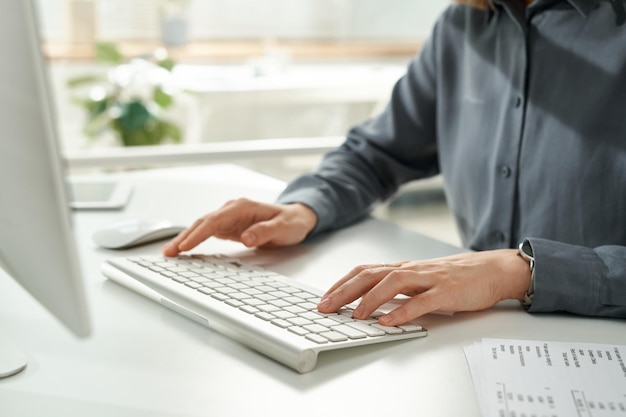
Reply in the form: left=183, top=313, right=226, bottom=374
left=68, top=178, right=133, bottom=210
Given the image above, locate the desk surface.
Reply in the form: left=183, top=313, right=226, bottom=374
left=1, top=164, right=624, bottom=417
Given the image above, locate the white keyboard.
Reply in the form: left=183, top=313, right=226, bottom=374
left=101, top=254, right=427, bottom=373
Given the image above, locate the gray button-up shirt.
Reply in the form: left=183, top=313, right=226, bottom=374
left=278, top=0, right=626, bottom=318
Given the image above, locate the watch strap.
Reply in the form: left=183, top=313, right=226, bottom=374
left=518, top=240, right=535, bottom=306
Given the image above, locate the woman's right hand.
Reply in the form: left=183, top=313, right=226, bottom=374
left=162, top=198, right=318, bottom=257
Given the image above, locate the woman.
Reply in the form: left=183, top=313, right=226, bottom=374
left=164, top=0, right=626, bottom=324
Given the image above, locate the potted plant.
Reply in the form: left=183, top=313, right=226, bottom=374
left=67, top=42, right=182, bottom=147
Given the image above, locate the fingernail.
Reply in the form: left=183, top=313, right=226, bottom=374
left=318, top=297, right=331, bottom=310
left=242, top=232, right=256, bottom=246
left=379, top=314, right=393, bottom=326
left=353, top=306, right=365, bottom=319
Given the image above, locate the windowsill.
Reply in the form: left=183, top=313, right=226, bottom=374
left=43, top=39, right=423, bottom=63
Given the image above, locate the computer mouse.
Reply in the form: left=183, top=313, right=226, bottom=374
left=92, top=219, right=186, bottom=250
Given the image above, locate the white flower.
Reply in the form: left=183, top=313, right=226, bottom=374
left=109, top=59, right=177, bottom=103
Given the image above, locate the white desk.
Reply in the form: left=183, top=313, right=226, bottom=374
left=1, top=164, right=624, bottom=417
left=173, top=63, right=406, bottom=106
left=172, top=63, right=405, bottom=144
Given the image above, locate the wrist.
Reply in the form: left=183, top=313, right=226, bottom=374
left=493, top=249, right=533, bottom=302
left=291, top=203, right=318, bottom=235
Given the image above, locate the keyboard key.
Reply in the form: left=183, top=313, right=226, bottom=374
left=303, top=324, right=329, bottom=334
left=288, top=326, right=309, bottom=337
left=214, top=286, right=238, bottom=294
left=294, top=291, right=317, bottom=300
left=287, top=317, right=312, bottom=327
left=305, top=334, right=328, bottom=344
left=271, top=319, right=292, bottom=328
left=255, top=312, right=275, bottom=321
left=255, top=293, right=276, bottom=302
left=344, top=321, right=386, bottom=337
left=225, top=299, right=244, bottom=308
left=258, top=304, right=280, bottom=313
left=268, top=290, right=290, bottom=298
left=314, top=318, right=339, bottom=327
left=268, top=299, right=290, bottom=308
left=331, top=324, right=367, bottom=339
left=284, top=305, right=306, bottom=314
left=300, top=302, right=319, bottom=311
left=301, top=311, right=325, bottom=321
left=326, top=314, right=354, bottom=324
left=273, top=310, right=295, bottom=320
left=188, top=276, right=209, bottom=284
left=398, top=324, right=423, bottom=332
left=239, top=305, right=259, bottom=314
left=319, top=331, right=348, bottom=342
left=371, top=324, right=403, bottom=334
left=210, top=293, right=230, bottom=301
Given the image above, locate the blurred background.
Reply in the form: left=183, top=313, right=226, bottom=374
left=35, top=0, right=460, bottom=246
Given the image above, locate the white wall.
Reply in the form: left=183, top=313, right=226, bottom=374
left=37, top=0, right=451, bottom=42
left=184, top=0, right=450, bottom=40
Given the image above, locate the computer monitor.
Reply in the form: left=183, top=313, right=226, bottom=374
left=0, top=0, right=91, bottom=377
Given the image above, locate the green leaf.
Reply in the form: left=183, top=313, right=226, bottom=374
left=83, top=111, right=111, bottom=139
left=95, top=42, right=124, bottom=64
left=161, top=120, right=182, bottom=143
left=66, top=74, right=105, bottom=88
left=85, top=97, right=111, bottom=118
left=68, top=96, right=93, bottom=108
left=156, top=57, right=176, bottom=72
left=153, top=87, right=174, bottom=108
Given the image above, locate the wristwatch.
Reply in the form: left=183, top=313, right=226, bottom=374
left=517, top=240, right=535, bottom=306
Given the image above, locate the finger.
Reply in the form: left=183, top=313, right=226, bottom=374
left=177, top=215, right=225, bottom=251
left=318, top=266, right=389, bottom=313
left=351, top=269, right=431, bottom=319
left=378, top=290, right=442, bottom=326
left=239, top=211, right=292, bottom=247
left=180, top=199, right=271, bottom=249
left=162, top=218, right=204, bottom=256
left=321, top=263, right=389, bottom=298
left=164, top=214, right=232, bottom=255
left=239, top=218, right=281, bottom=247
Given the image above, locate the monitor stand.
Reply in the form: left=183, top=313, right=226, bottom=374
left=0, top=338, right=28, bottom=378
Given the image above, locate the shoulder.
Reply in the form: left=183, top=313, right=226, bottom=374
left=424, top=4, right=489, bottom=56
left=435, top=3, right=491, bottom=33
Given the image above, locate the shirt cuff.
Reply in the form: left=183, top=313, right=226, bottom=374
left=524, top=238, right=605, bottom=316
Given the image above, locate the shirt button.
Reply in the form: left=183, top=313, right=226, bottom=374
left=514, top=96, right=523, bottom=108
left=498, top=165, right=512, bottom=178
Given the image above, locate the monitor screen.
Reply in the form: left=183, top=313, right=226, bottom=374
left=0, top=0, right=92, bottom=377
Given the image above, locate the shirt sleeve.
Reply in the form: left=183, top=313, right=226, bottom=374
left=276, top=16, right=446, bottom=237
left=526, top=238, right=626, bottom=318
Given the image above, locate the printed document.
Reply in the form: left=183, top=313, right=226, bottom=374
left=464, top=338, right=626, bottom=417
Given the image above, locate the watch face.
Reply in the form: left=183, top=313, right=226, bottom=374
left=520, top=240, right=534, bottom=260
